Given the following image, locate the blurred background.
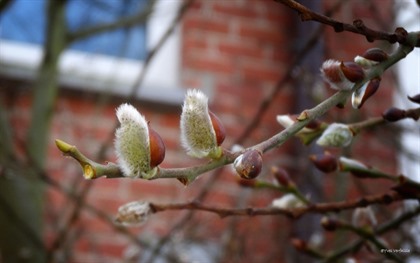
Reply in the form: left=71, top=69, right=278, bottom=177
left=0, top=0, right=419, bottom=262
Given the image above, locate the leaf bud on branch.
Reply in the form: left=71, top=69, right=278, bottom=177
left=309, top=152, right=338, bottom=173
left=233, top=149, right=263, bottom=179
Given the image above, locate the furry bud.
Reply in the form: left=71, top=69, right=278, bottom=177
left=180, top=89, right=226, bottom=159
left=321, top=60, right=365, bottom=90
left=316, top=123, right=354, bottom=148
left=351, top=78, right=381, bottom=109
left=234, top=149, right=263, bottom=179
left=115, top=104, right=165, bottom=178
left=271, top=194, right=306, bottom=209
left=115, top=201, right=151, bottom=226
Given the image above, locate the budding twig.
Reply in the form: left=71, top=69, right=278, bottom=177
left=56, top=40, right=416, bottom=183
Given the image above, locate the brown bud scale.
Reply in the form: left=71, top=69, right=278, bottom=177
left=234, top=150, right=263, bottom=180
left=310, top=153, right=338, bottom=173
left=357, top=77, right=381, bottom=109
left=340, top=62, right=365, bottom=83
left=209, top=111, right=226, bottom=146
left=149, top=127, right=166, bottom=168
left=362, top=48, right=388, bottom=62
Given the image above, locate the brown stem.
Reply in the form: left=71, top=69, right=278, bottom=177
left=149, top=190, right=406, bottom=219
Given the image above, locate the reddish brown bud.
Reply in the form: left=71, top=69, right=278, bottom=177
left=234, top=149, right=263, bottom=180
left=392, top=176, right=420, bottom=198
left=321, top=217, right=338, bottom=231
left=310, top=152, right=338, bottom=173
left=149, top=127, right=166, bottom=168
left=382, top=107, right=406, bottom=122
left=209, top=111, right=226, bottom=146
left=291, top=238, right=307, bottom=252
left=352, top=77, right=381, bottom=109
left=408, top=94, right=420, bottom=104
left=361, top=48, right=389, bottom=62
left=271, top=166, right=292, bottom=187
left=340, top=62, right=365, bottom=83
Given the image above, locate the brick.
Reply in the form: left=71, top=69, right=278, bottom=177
left=183, top=16, right=230, bottom=34
left=241, top=63, right=283, bottom=83
left=183, top=36, right=208, bottom=51
left=218, top=41, right=264, bottom=59
left=213, top=2, right=260, bottom=19
left=184, top=54, right=236, bottom=74
left=239, top=24, right=285, bottom=45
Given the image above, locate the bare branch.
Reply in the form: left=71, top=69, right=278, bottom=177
left=275, top=0, right=420, bottom=47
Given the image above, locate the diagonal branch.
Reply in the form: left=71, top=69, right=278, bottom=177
left=275, top=0, right=420, bottom=47
left=67, top=0, right=155, bottom=44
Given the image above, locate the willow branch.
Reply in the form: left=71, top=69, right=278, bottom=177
left=56, top=39, right=416, bottom=182
left=275, top=0, right=420, bottom=47
left=148, top=190, right=410, bottom=219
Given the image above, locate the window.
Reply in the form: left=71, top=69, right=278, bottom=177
left=0, top=0, right=184, bottom=104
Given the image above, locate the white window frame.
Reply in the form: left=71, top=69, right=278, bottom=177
left=0, top=0, right=184, bottom=104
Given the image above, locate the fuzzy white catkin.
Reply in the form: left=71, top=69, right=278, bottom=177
left=180, top=89, right=218, bottom=158
left=115, top=103, right=150, bottom=177
left=321, top=59, right=355, bottom=91
left=115, top=201, right=151, bottom=226
left=271, top=194, right=306, bottom=209
left=316, top=123, right=353, bottom=147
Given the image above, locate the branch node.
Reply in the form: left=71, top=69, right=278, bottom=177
left=353, top=19, right=365, bottom=30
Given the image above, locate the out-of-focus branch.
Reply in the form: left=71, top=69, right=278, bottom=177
left=323, top=205, right=420, bottom=263
left=275, top=0, right=420, bottom=47
left=128, top=0, right=194, bottom=98
left=67, top=0, right=155, bottom=43
left=149, top=190, right=409, bottom=219
left=236, top=0, right=345, bottom=144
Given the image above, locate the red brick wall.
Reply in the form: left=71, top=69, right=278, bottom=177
left=0, top=0, right=399, bottom=262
